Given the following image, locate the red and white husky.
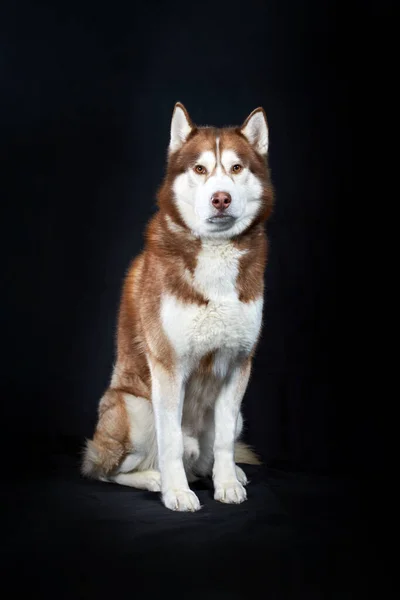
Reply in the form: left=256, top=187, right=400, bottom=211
left=82, top=103, right=274, bottom=511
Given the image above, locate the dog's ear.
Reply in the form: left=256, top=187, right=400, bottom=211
left=169, top=102, right=193, bottom=153
left=240, top=107, right=269, bottom=155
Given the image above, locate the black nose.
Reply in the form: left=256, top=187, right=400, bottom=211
left=211, top=192, right=232, bottom=210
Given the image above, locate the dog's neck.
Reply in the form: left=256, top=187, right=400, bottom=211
left=144, top=209, right=266, bottom=305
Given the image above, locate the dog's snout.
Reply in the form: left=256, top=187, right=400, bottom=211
left=211, top=192, right=232, bottom=210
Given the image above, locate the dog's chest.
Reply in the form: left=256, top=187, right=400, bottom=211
left=161, top=242, right=263, bottom=362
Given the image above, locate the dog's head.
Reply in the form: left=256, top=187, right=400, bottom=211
left=158, top=103, right=274, bottom=239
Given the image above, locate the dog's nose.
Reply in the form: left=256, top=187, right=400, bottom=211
left=211, top=192, right=232, bottom=210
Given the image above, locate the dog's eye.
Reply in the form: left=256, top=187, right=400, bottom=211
left=231, top=164, right=243, bottom=174
left=194, top=165, right=207, bottom=175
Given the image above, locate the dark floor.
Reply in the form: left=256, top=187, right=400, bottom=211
left=2, top=438, right=363, bottom=599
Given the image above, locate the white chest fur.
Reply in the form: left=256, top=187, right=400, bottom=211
left=161, top=241, right=263, bottom=371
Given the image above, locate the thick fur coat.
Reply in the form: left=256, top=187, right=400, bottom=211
left=82, top=103, right=274, bottom=511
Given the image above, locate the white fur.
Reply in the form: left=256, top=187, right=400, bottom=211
left=153, top=240, right=263, bottom=509
left=161, top=242, right=263, bottom=365
left=170, top=105, right=192, bottom=153
left=113, top=240, right=262, bottom=510
left=149, top=361, right=201, bottom=511
left=213, top=362, right=251, bottom=503
left=241, top=109, right=269, bottom=155
left=102, top=109, right=266, bottom=511
left=215, top=136, right=221, bottom=164
left=111, top=470, right=161, bottom=491
left=124, top=394, right=158, bottom=471
left=173, top=146, right=263, bottom=239
left=195, top=150, right=216, bottom=174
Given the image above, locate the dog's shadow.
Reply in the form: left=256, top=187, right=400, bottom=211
left=190, top=476, right=213, bottom=492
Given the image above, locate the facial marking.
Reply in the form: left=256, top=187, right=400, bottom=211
left=221, top=149, right=243, bottom=175
left=215, top=137, right=222, bottom=177
left=195, top=150, right=216, bottom=176
left=171, top=128, right=267, bottom=239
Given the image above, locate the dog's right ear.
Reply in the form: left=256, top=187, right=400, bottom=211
left=169, top=102, right=193, bottom=153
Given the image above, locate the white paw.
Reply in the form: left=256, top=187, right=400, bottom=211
left=235, top=465, right=248, bottom=486
left=146, top=472, right=161, bottom=492
left=162, top=488, right=201, bottom=512
left=214, top=480, right=247, bottom=504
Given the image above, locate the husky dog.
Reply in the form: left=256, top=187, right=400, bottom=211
left=82, top=103, right=274, bottom=511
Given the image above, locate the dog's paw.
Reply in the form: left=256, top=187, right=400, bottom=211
left=214, top=480, right=247, bottom=504
left=145, top=472, right=162, bottom=492
left=235, top=465, right=248, bottom=486
left=162, top=488, right=201, bottom=512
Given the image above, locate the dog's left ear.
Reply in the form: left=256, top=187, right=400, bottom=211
left=240, top=107, right=269, bottom=155
left=169, top=102, right=193, bottom=153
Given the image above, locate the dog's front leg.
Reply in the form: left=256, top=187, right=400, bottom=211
left=150, top=360, right=201, bottom=512
left=213, top=359, right=251, bottom=504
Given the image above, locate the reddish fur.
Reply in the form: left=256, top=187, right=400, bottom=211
left=82, top=108, right=274, bottom=478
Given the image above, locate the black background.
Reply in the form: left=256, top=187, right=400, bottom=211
left=1, top=0, right=386, bottom=597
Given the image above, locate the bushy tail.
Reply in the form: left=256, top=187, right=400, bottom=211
left=82, top=439, right=261, bottom=478
left=234, top=441, right=262, bottom=465
left=81, top=438, right=125, bottom=480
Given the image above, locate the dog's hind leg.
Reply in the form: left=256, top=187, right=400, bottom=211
left=110, top=470, right=161, bottom=491
left=82, top=390, right=158, bottom=488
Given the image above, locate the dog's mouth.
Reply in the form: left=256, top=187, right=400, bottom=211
left=207, top=214, right=235, bottom=224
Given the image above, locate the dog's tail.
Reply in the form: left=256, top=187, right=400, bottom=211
left=81, top=389, right=131, bottom=480
left=234, top=441, right=262, bottom=465
left=81, top=438, right=125, bottom=480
